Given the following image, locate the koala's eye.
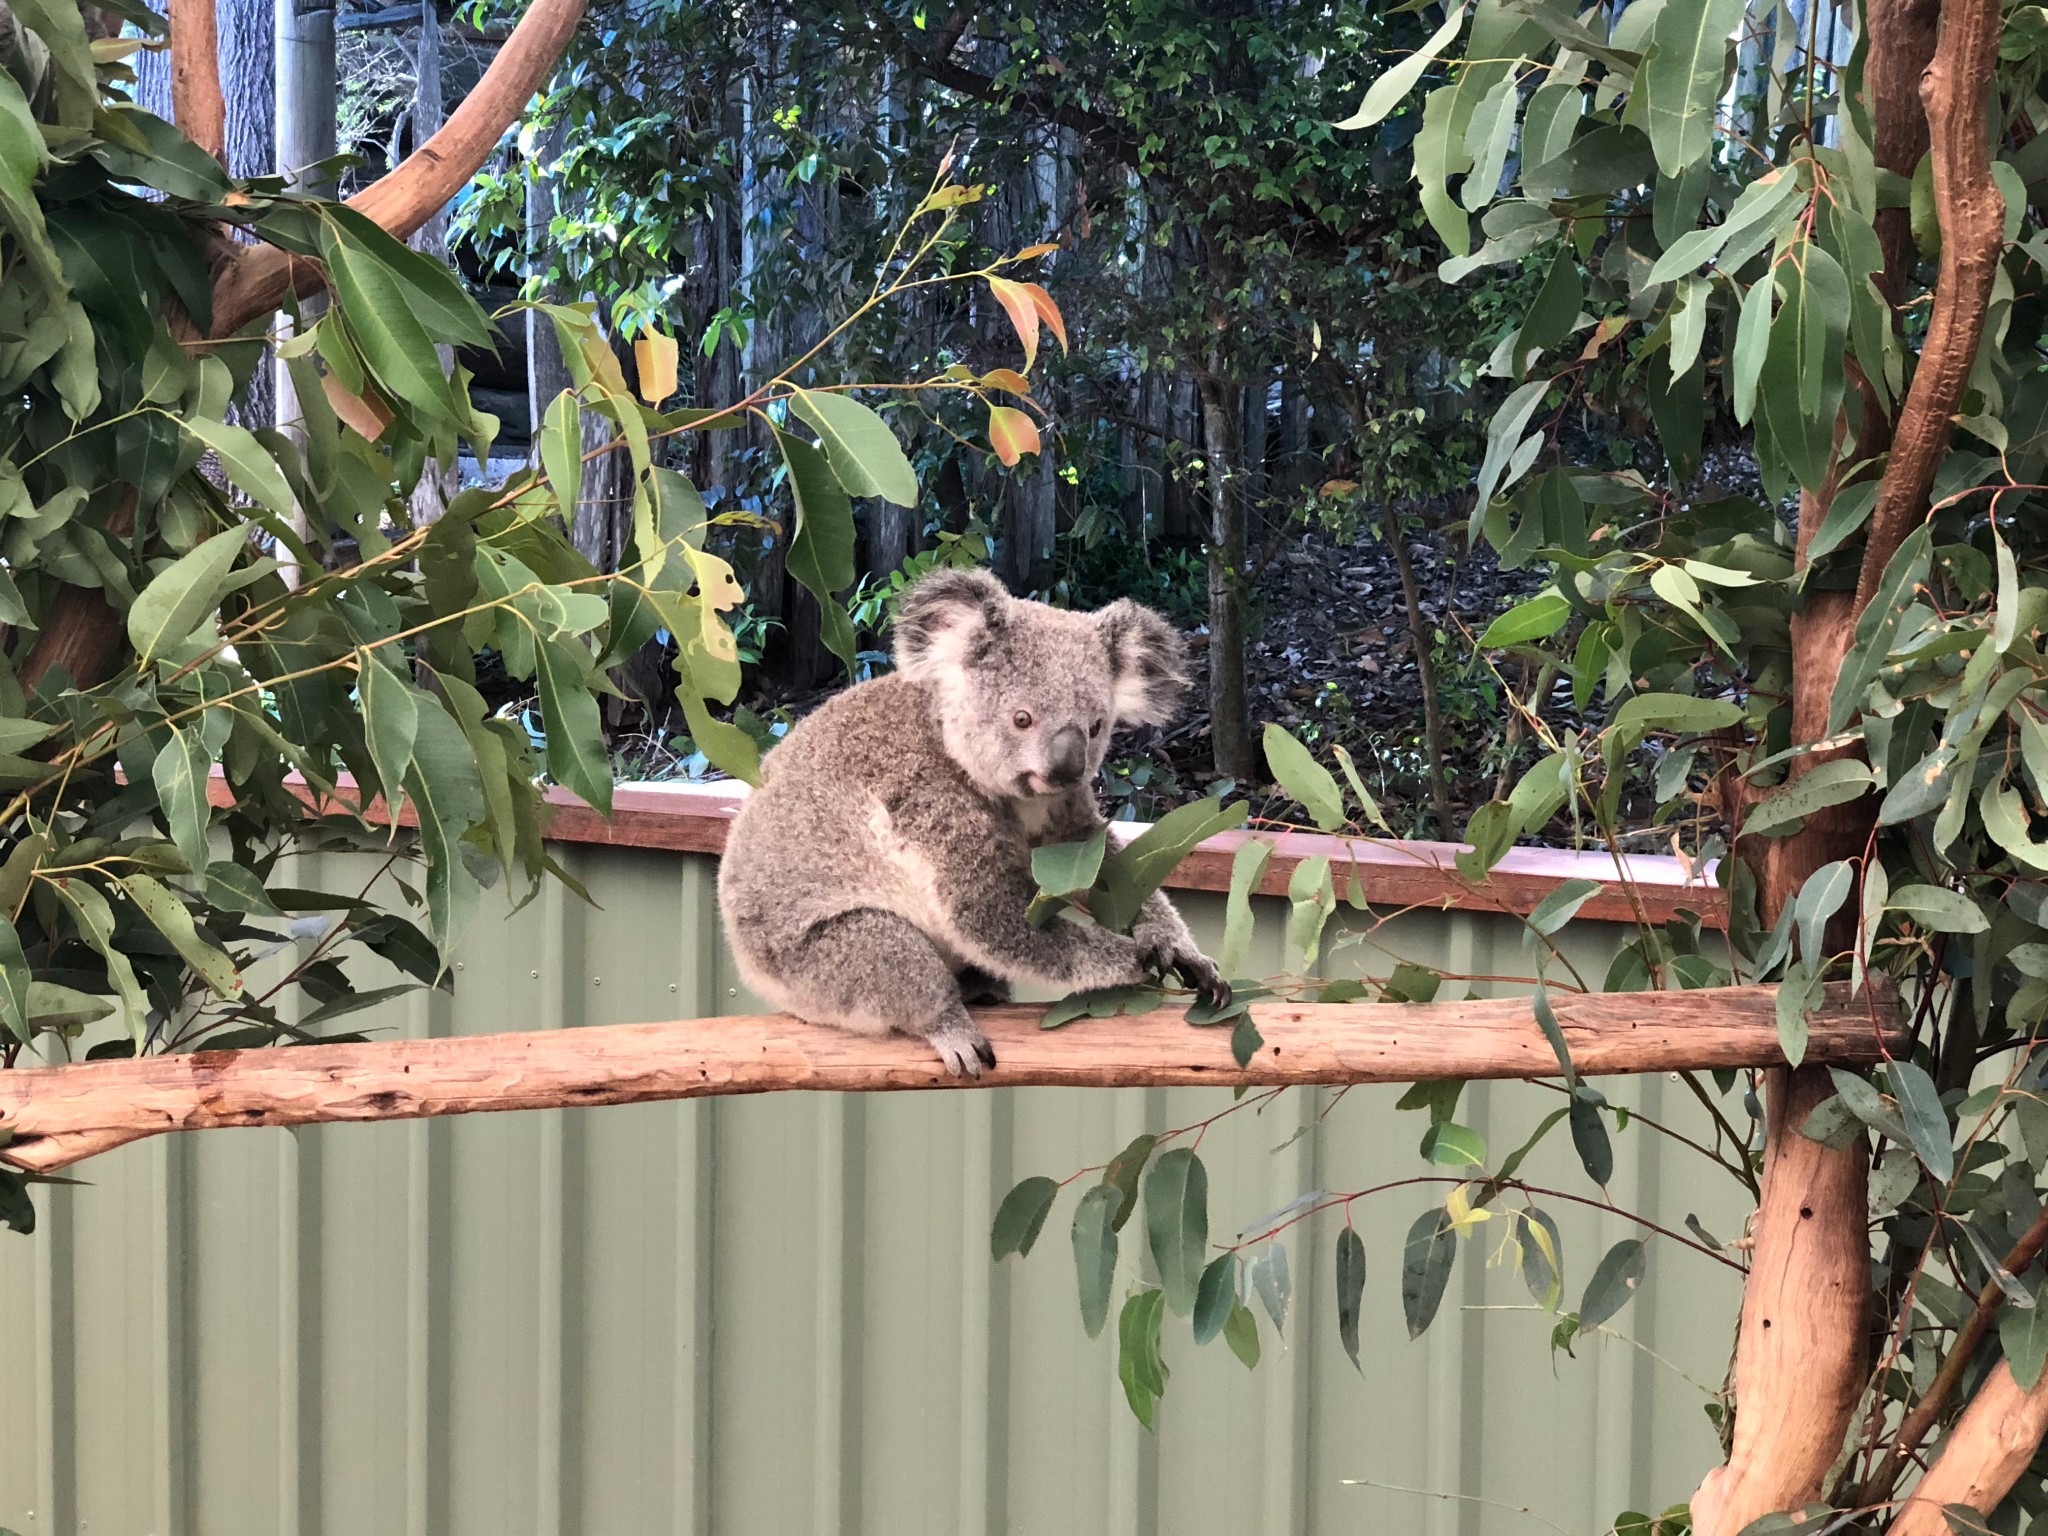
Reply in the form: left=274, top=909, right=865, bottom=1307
left=1089, top=719, right=1104, bottom=738
left=1012, top=709, right=1034, bottom=730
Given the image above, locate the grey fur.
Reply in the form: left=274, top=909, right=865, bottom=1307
left=717, top=569, right=1226, bottom=1076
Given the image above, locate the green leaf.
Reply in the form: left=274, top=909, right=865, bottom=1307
left=1526, top=878, right=1602, bottom=938
left=1222, top=1299, right=1260, bottom=1369
left=1794, top=859, right=1854, bottom=970
left=1533, top=984, right=1577, bottom=1085
left=540, top=391, right=583, bottom=525
left=1334, top=1, right=1468, bottom=129
left=1032, top=828, right=1107, bottom=899
left=1145, top=1147, right=1209, bottom=1317
left=151, top=719, right=213, bottom=876
left=1637, top=0, right=1747, bottom=175
left=121, top=873, right=241, bottom=998
left=1071, top=1183, right=1120, bottom=1337
left=358, top=652, right=421, bottom=814
left=1646, top=169, right=1802, bottom=284
left=1193, top=1253, right=1236, bottom=1345
left=2002, top=1276, right=2048, bottom=1391
left=992, top=1175, right=1059, bottom=1260
left=1743, top=761, right=1875, bottom=838
left=0, top=910, right=32, bottom=1043
left=1461, top=73, right=1519, bottom=213
left=1401, top=1206, right=1458, bottom=1338
left=1102, top=1132, right=1157, bottom=1231
left=1117, top=1288, right=1170, bottom=1426
left=1890, top=1060, right=1955, bottom=1182
left=789, top=388, right=919, bottom=507
left=1331, top=744, right=1393, bottom=833
left=773, top=427, right=860, bottom=673
left=1421, top=1121, right=1487, bottom=1167
left=127, top=526, right=247, bottom=663
left=182, top=417, right=296, bottom=520
left=52, top=879, right=146, bottom=1041
left=533, top=635, right=613, bottom=815
left=0, top=1170, right=33, bottom=1234
left=1887, top=884, right=1989, bottom=935
left=1252, top=1243, right=1290, bottom=1333
left=1218, top=836, right=1274, bottom=977
left=1473, top=378, right=1550, bottom=515
left=1519, top=1207, right=1565, bottom=1311
left=402, top=700, right=486, bottom=959
left=1828, top=526, right=1932, bottom=734
left=1578, top=1239, right=1647, bottom=1330
left=1335, top=1226, right=1367, bottom=1370
left=1286, top=854, right=1337, bottom=966
left=1731, top=272, right=1774, bottom=425
left=1094, top=797, right=1247, bottom=933
left=1480, top=591, right=1571, bottom=647
left=1230, top=1015, right=1264, bottom=1069
left=320, top=225, right=458, bottom=419
left=1570, top=1090, right=1614, bottom=1185
left=1262, top=723, right=1346, bottom=831
left=1775, top=962, right=1822, bottom=1068
left=1827, top=1067, right=1912, bottom=1144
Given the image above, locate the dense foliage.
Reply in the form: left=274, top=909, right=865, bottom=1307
left=0, top=0, right=1032, bottom=1227
left=995, top=0, right=2048, bottom=1528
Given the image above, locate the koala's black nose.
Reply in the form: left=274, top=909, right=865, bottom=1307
left=1047, top=726, right=1088, bottom=786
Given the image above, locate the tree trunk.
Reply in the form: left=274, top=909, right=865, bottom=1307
left=1385, top=505, right=1456, bottom=834
left=1198, top=368, right=1255, bottom=784
left=406, top=0, right=457, bottom=525
left=221, top=0, right=274, bottom=427
left=271, top=0, right=334, bottom=580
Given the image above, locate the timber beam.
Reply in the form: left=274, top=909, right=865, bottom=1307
left=0, top=982, right=1901, bottom=1174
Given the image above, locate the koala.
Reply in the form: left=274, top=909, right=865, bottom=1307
left=716, top=567, right=1228, bottom=1077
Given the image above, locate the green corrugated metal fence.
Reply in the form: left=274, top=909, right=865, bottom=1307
left=0, top=843, right=1749, bottom=1536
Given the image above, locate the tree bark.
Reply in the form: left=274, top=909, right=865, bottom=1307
left=406, top=0, right=459, bottom=525
left=1855, top=0, right=2004, bottom=607
left=0, top=982, right=1903, bottom=1174
left=1198, top=368, right=1255, bottom=783
left=1886, top=1365, right=2048, bottom=1534
left=168, top=0, right=225, bottom=160
left=1690, top=1068, right=1871, bottom=1536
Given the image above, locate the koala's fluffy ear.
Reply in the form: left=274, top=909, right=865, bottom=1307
left=1100, top=599, right=1189, bottom=726
left=893, top=567, right=1010, bottom=680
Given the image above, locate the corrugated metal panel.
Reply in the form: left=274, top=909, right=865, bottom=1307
left=0, top=846, right=1749, bottom=1536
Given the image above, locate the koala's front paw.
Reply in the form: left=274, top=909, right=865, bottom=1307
left=1134, top=925, right=1231, bottom=1011
left=927, top=1017, right=998, bottom=1078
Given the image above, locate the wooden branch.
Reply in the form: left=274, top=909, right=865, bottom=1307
left=209, top=0, right=590, bottom=337
left=1856, top=1201, right=2048, bottom=1507
left=1690, top=1067, right=1872, bottom=1536
left=1886, top=1363, right=2048, bottom=1535
left=169, top=0, right=226, bottom=162
left=0, top=982, right=1901, bottom=1174
left=1855, top=0, right=2003, bottom=610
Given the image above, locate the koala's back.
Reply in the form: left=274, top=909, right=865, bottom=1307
left=718, top=675, right=991, bottom=967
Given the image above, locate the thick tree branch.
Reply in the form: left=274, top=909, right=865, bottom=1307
left=1856, top=0, right=2004, bottom=610
left=1887, top=1363, right=2048, bottom=1535
left=1855, top=1200, right=2048, bottom=1508
left=1691, top=1068, right=1872, bottom=1536
left=0, top=983, right=1902, bottom=1174
left=169, top=0, right=225, bottom=161
left=1865, top=0, right=1942, bottom=309
left=209, top=0, right=590, bottom=337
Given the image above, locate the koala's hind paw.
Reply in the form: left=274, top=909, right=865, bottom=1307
left=1178, top=954, right=1231, bottom=1011
left=927, top=1019, right=998, bottom=1078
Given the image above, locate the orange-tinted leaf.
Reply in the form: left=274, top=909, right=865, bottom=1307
left=981, top=367, right=1032, bottom=396
left=1022, top=282, right=1068, bottom=355
left=989, top=406, right=1041, bottom=466
left=986, top=275, right=1040, bottom=372
left=1016, top=242, right=1060, bottom=260
left=634, top=333, right=680, bottom=404
left=322, top=372, right=392, bottom=439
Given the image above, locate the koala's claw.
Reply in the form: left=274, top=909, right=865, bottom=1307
left=929, top=1020, right=998, bottom=1078
left=1195, top=972, right=1232, bottom=1011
